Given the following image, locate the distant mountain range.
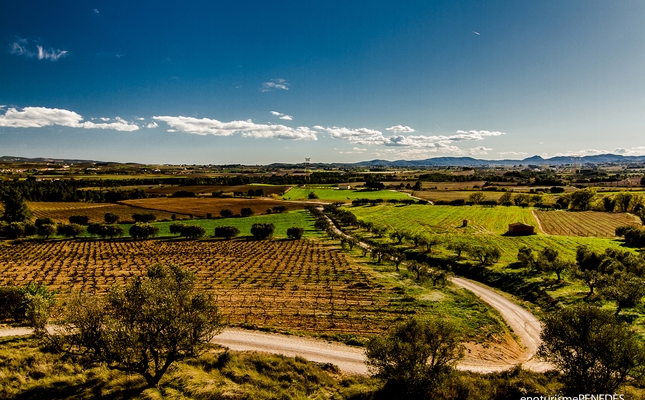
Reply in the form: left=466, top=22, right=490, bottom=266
left=349, top=154, right=645, bottom=167
left=3, top=153, right=645, bottom=168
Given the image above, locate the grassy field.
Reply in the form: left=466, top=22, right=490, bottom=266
left=0, top=238, right=506, bottom=341
left=348, top=204, right=626, bottom=264
left=282, top=187, right=410, bottom=202
left=120, top=197, right=306, bottom=218
left=534, top=210, right=642, bottom=237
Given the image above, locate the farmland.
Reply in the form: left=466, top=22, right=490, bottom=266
left=0, top=239, right=505, bottom=340
left=348, top=204, right=624, bottom=264
left=533, top=210, right=642, bottom=237
left=143, top=184, right=289, bottom=196
left=120, top=197, right=307, bottom=218
left=26, top=201, right=187, bottom=223
left=282, top=187, right=411, bottom=202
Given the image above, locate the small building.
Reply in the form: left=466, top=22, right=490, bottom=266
left=508, top=222, right=535, bottom=236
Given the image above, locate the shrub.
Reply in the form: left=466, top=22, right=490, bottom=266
left=220, top=209, right=234, bottom=218
left=129, top=223, right=159, bottom=239
left=240, top=207, right=254, bottom=217
left=180, top=225, right=206, bottom=239
left=132, top=213, right=157, bottom=223
left=214, top=226, right=240, bottom=239
left=57, top=223, right=85, bottom=238
left=69, top=215, right=90, bottom=225
left=286, top=227, right=304, bottom=240
left=171, top=190, right=197, bottom=198
left=104, top=212, right=120, bottom=224
left=251, top=223, right=275, bottom=239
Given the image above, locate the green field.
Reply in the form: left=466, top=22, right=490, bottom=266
left=282, top=187, right=411, bottom=202
left=349, top=204, right=624, bottom=264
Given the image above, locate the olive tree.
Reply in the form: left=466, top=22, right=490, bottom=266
left=365, top=317, right=464, bottom=397
left=51, top=264, right=222, bottom=388
left=539, top=304, right=645, bottom=394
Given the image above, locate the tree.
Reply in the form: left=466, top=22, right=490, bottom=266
left=132, top=213, right=157, bottom=223
left=517, top=246, right=536, bottom=269
left=129, top=223, right=159, bottom=239
left=570, top=187, right=597, bottom=211
left=498, top=191, right=513, bottom=205
left=69, top=215, right=90, bottom=225
left=37, top=223, right=57, bottom=239
left=286, top=226, right=304, bottom=240
left=307, top=191, right=319, bottom=199
left=469, top=245, right=501, bottom=266
left=536, top=248, right=571, bottom=281
left=251, top=223, right=275, bottom=239
left=468, top=192, right=486, bottom=205
left=170, top=223, right=186, bottom=235
left=180, top=225, right=206, bottom=239
left=219, top=209, right=234, bottom=218
left=539, top=304, right=645, bottom=394
left=599, top=272, right=645, bottom=315
left=214, top=226, right=240, bottom=239
left=104, top=212, right=120, bottom=224
left=57, top=223, right=85, bottom=238
left=52, top=264, right=223, bottom=388
left=365, top=317, right=464, bottom=397
left=0, top=188, right=32, bottom=222
left=240, top=207, right=254, bottom=217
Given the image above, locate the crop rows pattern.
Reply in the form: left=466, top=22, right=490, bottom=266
left=533, top=210, right=641, bottom=237
left=0, top=239, right=408, bottom=335
left=120, top=198, right=306, bottom=218
left=27, top=202, right=183, bottom=223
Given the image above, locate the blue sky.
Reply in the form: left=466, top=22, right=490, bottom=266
left=1, top=1, right=645, bottom=164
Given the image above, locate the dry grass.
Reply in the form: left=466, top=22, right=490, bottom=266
left=120, top=197, right=306, bottom=218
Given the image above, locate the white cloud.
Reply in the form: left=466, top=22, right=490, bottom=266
left=339, top=147, right=367, bottom=154
left=261, top=78, right=289, bottom=92
left=270, top=111, right=293, bottom=120
left=10, top=37, right=68, bottom=61
left=146, top=122, right=158, bottom=129
left=153, top=116, right=316, bottom=140
left=499, top=151, right=529, bottom=157
left=386, top=125, right=415, bottom=133
left=314, top=126, right=387, bottom=145
left=93, top=8, right=99, bottom=13
left=0, top=106, right=139, bottom=131
left=613, top=147, right=645, bottom=156
left=554, top=149, right=608, bottom=157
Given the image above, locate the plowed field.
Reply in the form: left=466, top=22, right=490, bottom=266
left=27, top=202, right=185, bottom=223
left=120, top=197, right=307, bottom=218
left=533, top=210, right=642, bottom=237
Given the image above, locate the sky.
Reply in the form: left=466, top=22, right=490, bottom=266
left=1, top=0, right=645, bottom=165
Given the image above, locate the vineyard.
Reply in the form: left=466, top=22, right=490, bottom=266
left=120, top=197, right=306, bottom=218
left=26, top=202, right=185, bottom=223
left=143, top=184, right=289, bottom=196
left=533, top=210, right=642, bottom=237
left=282, top=188, right=410, bottom=202
left=0, top=239, right=502, bottom=339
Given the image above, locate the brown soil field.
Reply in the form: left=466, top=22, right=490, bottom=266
left=411, top=190, right=506, bottom=202
left=26, top=202, right=187, bottom=223
left=0, top=239, right=414, bottom=336
left=120, top=197, right=308, bottom=218
left=144, top=184, right=290, bottom=196
left=533, top=210, right=642, bottom=237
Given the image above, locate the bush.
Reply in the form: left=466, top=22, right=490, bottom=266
left=57, top=223, right=85, bottom=238
left=220, top=209, right=234, bottom=218
left=180, top=225, right=206, bottom=239
left=35, top=217, right=55, bottom=228
left=129, top=223, right=159, bottom=239
left=104, top=212, right=120, bottom=224
left=251, top=223, right=275, bottom=239
left=0, top=286, right=24, bottom=322
left=69, top=215, right=90, bottom=225
left=132, top=213, right=157, bottom=223
left=240, top=207, right=254, bottom=217
left=171, top=190, right=197, bottom=198
left=286, top=227, right=304, bottom=240
left=170, top=223, right=187, bottom=235
left=214, top=226, right=240, bottom=239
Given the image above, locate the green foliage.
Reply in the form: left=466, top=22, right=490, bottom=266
left=104, top=212, right=120, bottom=224
left=56, top=223, right=85, bottom=238
left=179, top=224, right=206, bottom=239
left=132, top=212, right=156, bottom=223
left=214, top=225, right=240, bottom=239
left=68, top=215, right=90, bottom=225
left=365, top=317, right=464, bottom=398
left=240, top=207, right=254, bottom=217
left=128, top=223, right=158, bottom=239
left=251, top=223, right=275, bottom=239
left=0, top=282, right=56, bottom=334
left=53, top=264, right=223, bottom=388
left=0, top=188, right=32, bottom=222
left=286, top=226, right=304, bottom=240
left=569, top=187, right=597, bottom=211
left=539, top=304, right=645, bottom=394
left=219, top=208, right=234, bottom=218
left=37, top=223, right=57, bottom=238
